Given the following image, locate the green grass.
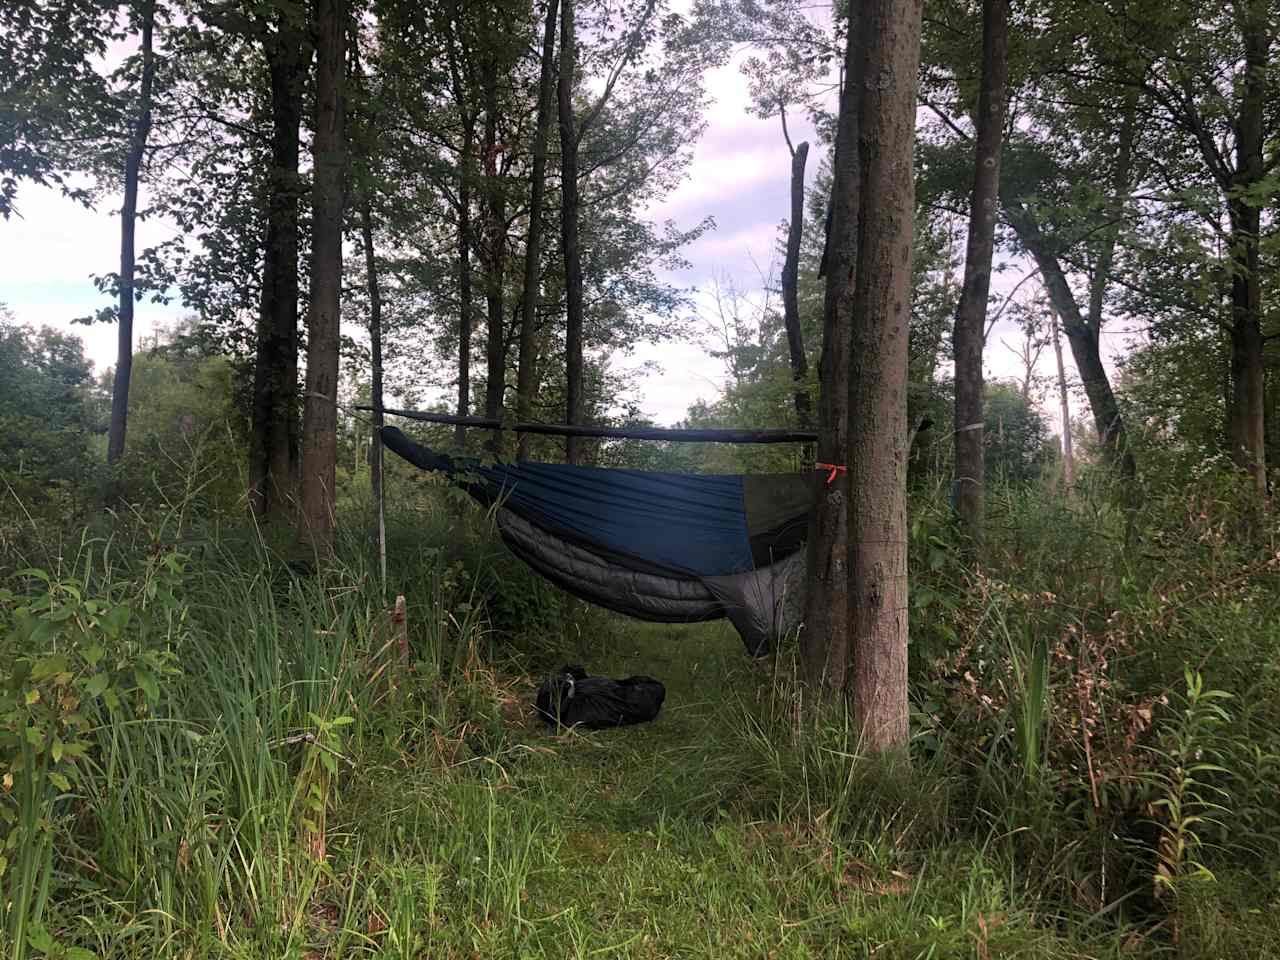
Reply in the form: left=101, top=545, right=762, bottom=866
left=4, top=476, right=1280, bottom=959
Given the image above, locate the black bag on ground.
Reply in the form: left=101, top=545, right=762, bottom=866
left=535, top=665, right=666, bottom=729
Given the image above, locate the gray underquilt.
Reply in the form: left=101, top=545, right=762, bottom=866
left=496, top=509, right=804, bottom=656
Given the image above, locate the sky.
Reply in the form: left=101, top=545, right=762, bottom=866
left=0, top=32, right=1130, bottom=429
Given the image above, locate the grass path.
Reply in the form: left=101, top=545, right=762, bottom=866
left=323, top=619, right=1125, bottom=960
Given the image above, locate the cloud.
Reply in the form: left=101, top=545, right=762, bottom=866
left=1, top=185, right=184, bottom=374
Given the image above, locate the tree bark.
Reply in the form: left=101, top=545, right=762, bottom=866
left=481, top=49, right=506, bottom=449
left=951, top=0, right=1008, bottom=546
left=1003, top=201, right=1136, bottom=479
left=250, top=12, right=308, bottom=518
left=361, top=197, right=386, bottom=586
left=800, top=2, right=865, bottom=692
left=559, top=0, right=585, bottom=464
left=517, top=0, right=560, bottom=460
left=1227, top=0, right=1268, bottom=499
left=845, top=0, right=923, bottom=753
left=781, top=137, right=812, bottom=427
left=299, top=0, right=345, bottom=549
left=456, top=125, right=475, bottom=448
left=107, top=0, right=156, bottom=465
left=1044, top=302, right=1075, bottom=491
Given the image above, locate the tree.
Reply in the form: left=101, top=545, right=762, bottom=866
left=803, top=0, right=924, bottom=754
left=298, top=0, right=346, bottom=548
left=107, top=0, right=158, bottom=464
left=781, top=133, right=812, bottom=426
left=558, top=0, right=584, bottom=462
left=516, top=0, right=560, bottom=459
left=951, top=0, right=1009, bottom=545
left=845, top=0, right=924, bottom=751
left=246, top=1, right=312, bottom=519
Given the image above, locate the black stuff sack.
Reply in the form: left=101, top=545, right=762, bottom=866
left=535, top=665, right=666, bottom=729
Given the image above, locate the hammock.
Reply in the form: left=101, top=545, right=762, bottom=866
left=380, top=426, right=813, bottom=655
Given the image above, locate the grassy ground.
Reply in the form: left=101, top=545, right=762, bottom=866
left=7, top=490, right=1278, bottom=958
left=296, top=619, right=1138, bottom=960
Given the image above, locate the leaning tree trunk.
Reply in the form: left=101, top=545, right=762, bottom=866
left=951, top=0, right=1009, bottom=547
left=800, top=1, right=866, bottom=692
left=250, top=18, right=307, bottom=518
left=517, top=0, right=560, bottom=460
left=481, top=54, right=506, bottom=450
left=1004, top=201, right=1135, bottom=478
left=299, top=0, right=345, bottom=549
left=781, top=137, right=812, bottom=427
left=107, top=0, right=156, bottom=465
left=559, top=0, right=585, bottom=464
left=846, top=0, right=923, bottom=753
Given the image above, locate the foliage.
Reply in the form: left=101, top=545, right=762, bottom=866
left=0, top=313, right=101, bottom=519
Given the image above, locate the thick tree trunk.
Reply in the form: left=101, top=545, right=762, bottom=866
left=107, top=0, right=156, bottom=465
left=517, top=0, right=560, bottom=460
left=456, top=128, right=475, bottom=448
left=250, top=17, right=307, bottom=518
left=482, top=54, right=506, bottom=448
left=1227, top=0, right=1268, bottom=500
left=1004, top=201, right=1135, bottom=479
left=846, top=0, right=923, bottom=753
left=559, top=0, right=585, bottom=464
left=801, top=2, right=865, bottom=692
left=951, top=0, right=1008, bottom=545
left=781, top=139, right=811, bottom=426
left=361, top=197, right=386, bottom=586
left=1050, top=306, right=1075, bottom=491
left=299, top=0, right=345, bottom=549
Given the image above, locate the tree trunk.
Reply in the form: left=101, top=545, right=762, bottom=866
left=846, top=0, right=923, bottom=753
left=559, top=0, right=585, bottom=464
left=517, top=0, right=560, bottom=460
left=107, top=0, right=156, bottom=465
left=250, top=15, right=307, bottom=518
left=801, top=1, right=866, bottom=692
left=361, top=197, right=386, bottom=587
left=951, top=0, right=1009, bottom=546
left=1050, top=305, right=1075, bottom=492
left=299, top=0, right=345, bottom=549
left=1227, top=0, right=1268, bottom=500
left=481, top=51, right=506, bottom=449
left=1003, top=201, right=1135, bottom=479
left=456, top=126, right=475, bottom=448
left=781, top=138, right=812, bottom=426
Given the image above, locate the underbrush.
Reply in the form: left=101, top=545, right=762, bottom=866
left=0, top=461, right=1277, bottom=957
left=709, top=468, right=1280, bottom=956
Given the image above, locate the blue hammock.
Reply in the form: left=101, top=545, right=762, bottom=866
left=380, top=426, right=813, bottom=655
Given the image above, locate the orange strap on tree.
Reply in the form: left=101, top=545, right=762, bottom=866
left=814, top=462, right=847, bottom=486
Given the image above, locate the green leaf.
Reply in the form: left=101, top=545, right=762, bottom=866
left=31, top=653, right=69, bottom=682
left=83, top=673, right=110, bottom=699
left=48, top=771, right=70, bottom=792
left=26, top=923, right=54, bottom=952
left=83, top=643, right=105, bottom=667
left=134, top=668, right=159, bottom=703
left=51, top=737, right=64, bottom=763
left=101, top=603, right=132, bottom=637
